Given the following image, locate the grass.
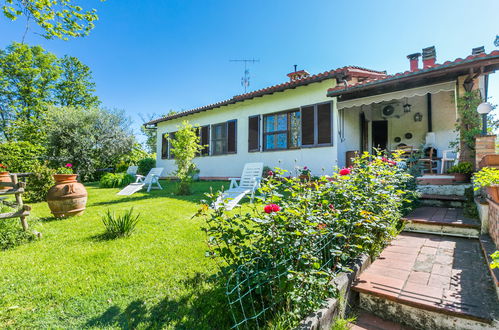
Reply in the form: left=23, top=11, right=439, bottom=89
left=0, top=180, right=234, bottom=329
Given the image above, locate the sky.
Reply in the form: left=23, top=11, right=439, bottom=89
left=1, top=0, right=498, bottom=140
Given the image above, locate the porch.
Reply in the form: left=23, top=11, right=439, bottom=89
left=336, top=82, right=458, bottom=171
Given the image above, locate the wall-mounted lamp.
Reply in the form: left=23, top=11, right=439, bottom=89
left=477, top=102, right=493, bottom=135
left=403, top=98, right=412, bottom=113
left=414, top=112, right=423, bottom=122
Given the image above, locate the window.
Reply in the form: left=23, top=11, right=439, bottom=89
left=248, top=115, right=260, bottom=152
left=211, top=120, right=237, bottom=155
left=167, top=132, right=176, bottom=159
left=196, top=125, right=210, bottom=156
left=301, top=102, right=332, bottom=146
left=263, top=110, right=301, bottom=150
left=161, top=133, right=168, bottom=159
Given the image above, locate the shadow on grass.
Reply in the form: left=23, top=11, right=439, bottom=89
left=85, top=273, right=231, bottom=329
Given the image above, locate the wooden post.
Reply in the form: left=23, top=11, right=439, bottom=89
left=0, top=174, right=30, bottom=231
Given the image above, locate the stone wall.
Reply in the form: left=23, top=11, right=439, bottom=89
left=487, top=199, right=499, bottom=248
left=475, top=135, right=496, bottom=169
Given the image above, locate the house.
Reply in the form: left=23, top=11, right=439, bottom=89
left=145, top=46, right=499, bottom=179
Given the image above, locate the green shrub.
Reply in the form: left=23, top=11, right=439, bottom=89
left=99, top=173, right=135, bottom=188
left=198, top=152, right=415, bottom=326
left=24, top=162, right=56, bottom=203
left=447, top=162, right=473, bottom=174
left=101, top=208, right=140, bottom=238
left=0, top=206, right=36, bottom=250
left=0, top=141, right=45, bottom=173
left=137, top=157, right=156, bottom=175
left=473, top=167, right=499, bottom=189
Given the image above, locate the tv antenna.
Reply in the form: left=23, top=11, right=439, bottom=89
left=230, top=58, right=259, bottom=93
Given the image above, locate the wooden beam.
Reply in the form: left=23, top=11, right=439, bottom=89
left=0, top=205, right=31, bottom=220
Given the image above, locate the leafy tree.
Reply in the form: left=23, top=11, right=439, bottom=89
left=139, top=113, right=158, bottom=154
left=45, top=106, right=135, bottom=181
left=0, top=42, right=61, bottom=142
left=1, top=0, right=101, bottom=40
left=55, top=55, right=100, bottom=108
left=169, top=121, right=202, bottom=195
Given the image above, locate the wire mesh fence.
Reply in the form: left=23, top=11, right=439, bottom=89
left=225, top=232, right=338, bottom=329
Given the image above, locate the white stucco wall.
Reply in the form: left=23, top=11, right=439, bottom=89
left=155, top=80, right=339, bottom=178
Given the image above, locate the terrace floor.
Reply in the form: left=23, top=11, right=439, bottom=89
left=403, top=206, right=480, bottom=228
left=352, top=232, right=499, bottom=324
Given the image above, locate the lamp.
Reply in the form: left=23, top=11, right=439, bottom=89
left=414, top=112, right=423, bottom=122
left=403, top=98, right=412, bottom=113
left=477, top=102, right=493, bottom=135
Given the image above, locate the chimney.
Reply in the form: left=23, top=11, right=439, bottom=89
left=287, top=68, right=310, bottom=82
left=422, top=46, right=436, bottom=68
left=407, top=52, right=421, bottom=72
left=472, top=46, right=485, bottom=55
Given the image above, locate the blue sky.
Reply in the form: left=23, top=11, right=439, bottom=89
left=1, top=0, right=498, bottom=138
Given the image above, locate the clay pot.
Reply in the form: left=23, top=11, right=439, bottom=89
left=47, top=174, right=87, bottom=218
left=0, top=172, right=12, bottom=191
left=486, top=185, right=499, bottom=204
left=452, top=173, right=470, bottom=183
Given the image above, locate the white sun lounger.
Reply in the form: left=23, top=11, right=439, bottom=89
left=126, top=166, right=138, bottom=176
left=117, top=167, right=164, bottom=195
left=214, top=162, right=263, bottom=210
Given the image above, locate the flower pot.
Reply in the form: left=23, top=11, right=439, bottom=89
left=47, top=174, right=87, bottom=218
left=0, top=171, right=12, bottom=191
left=486, top=185, right=499, bottom=203
left=452, top=173, right=470, bottom=183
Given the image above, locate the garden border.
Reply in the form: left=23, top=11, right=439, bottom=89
left=297, top=254, right=371, bottom=330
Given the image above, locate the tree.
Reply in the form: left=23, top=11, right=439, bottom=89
left=169, top=121, right=202, bottom=195
left=45, top=106, right=135, bottom=181
left=139, top=113, right=159, bottom=154
left=0, top=42, right=61, bottom=142
left=55, top=55, right=100, bottom=108
left=2, top=0, right=101, bottom=40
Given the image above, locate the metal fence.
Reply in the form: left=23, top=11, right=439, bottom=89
left=225, top=232, right=339, bottom=329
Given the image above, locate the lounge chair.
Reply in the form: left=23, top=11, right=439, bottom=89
left=214, top=162, right=263, bottom=210
left=117, top=168, right=164, bottom=195
left=126, top=166, right=138, bottom=176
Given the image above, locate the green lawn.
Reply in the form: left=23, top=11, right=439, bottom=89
left=0, top=181, right=234, bottom=329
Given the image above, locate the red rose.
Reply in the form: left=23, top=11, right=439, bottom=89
left=339, top=168, right=351, bottom=176
left=267, top=170, right=274, bottom=177
left=264, top=204, right=281, bottom=214
left=328, top=204, right=335, bottom=210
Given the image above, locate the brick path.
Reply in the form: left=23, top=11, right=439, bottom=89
left=352, top=232, right=499, bottom=323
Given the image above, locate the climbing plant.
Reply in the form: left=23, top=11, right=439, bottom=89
left=452, top=90, right=482, bottom=163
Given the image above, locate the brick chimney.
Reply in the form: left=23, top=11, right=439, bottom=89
left=407, top=52, right=421, bottom=72
left=472, top=46, right=485, bottom=55
left=422, top=46, right=436, bottom=68
left=287, top=67, right=310, bottom=82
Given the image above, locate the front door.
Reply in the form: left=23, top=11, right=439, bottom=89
left=372, top=120, right=388, bottom=151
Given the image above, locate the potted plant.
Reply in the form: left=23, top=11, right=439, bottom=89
left=447, top=162, right=473, bottom=183
left=298, top=166, right=311, bottom=181
left=473, top=167, right=499, bottom=203
left=47, top=163, right=88, bottom=218
left=0, top=163, right=11, bottom=191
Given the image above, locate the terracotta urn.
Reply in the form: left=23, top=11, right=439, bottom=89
left=0, top=171, right=12, bottom=191
left=47, top=174, right=87, bottom=218
left=486, top=185, right=499, bottom=204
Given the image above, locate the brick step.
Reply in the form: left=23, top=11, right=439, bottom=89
left=352, top=233, right=499, bottom=329
left=402, top=207, right=480, bottom=238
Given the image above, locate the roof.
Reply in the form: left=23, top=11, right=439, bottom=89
left=145, top=66, right=387, bottom=125
left=327, top=50, right=499, bottom=99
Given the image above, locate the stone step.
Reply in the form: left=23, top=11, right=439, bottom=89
left=352, top=233, right=499, bottom=330
left=349, top=310, right=413, bottom=329
left=416, top=184, right=472, bottom=197
left=419, top=195, right=466, bottom=208
left=402, top=207, right=480, bottom=238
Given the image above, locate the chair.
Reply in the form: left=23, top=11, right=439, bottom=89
left=396, top=145, right=414, bottom=160
left=126, top=166, right=138, bottom=176
left=419, top=147, right=438, bottom=174
left=214, top=163, right=263, bottom=210
left=117, top=168, right=164, bottom=195
left=440, top=150, right=458, bottom=174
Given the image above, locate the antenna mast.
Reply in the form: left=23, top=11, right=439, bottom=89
left=230, top=58, right=259, bottom=93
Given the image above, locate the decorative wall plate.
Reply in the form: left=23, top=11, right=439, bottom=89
left=394, top=137, right=401, bottom=143
left=405, top=132, right=413, bottom=139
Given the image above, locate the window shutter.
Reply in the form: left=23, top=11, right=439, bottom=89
left=201, top=125, right=210, bottom=156
left=317, top=103, right=332, bottom=144
left=168, top=132, right=176, bottom=159
left=227, top=120, right=237, bottom=153
left=301, top=106, right=315, bottom=146
left=161, top=133, right=168, bottom=159
left=248, top=116, right=260, bottom=152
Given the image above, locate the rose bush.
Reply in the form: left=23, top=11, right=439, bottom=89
left=198, top=151, right=417, bottom=327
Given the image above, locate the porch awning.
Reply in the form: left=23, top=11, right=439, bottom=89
left=337, top=81, right=456, bottom=110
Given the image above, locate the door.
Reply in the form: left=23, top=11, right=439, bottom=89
left=372, top=120, right=388, bottom=151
